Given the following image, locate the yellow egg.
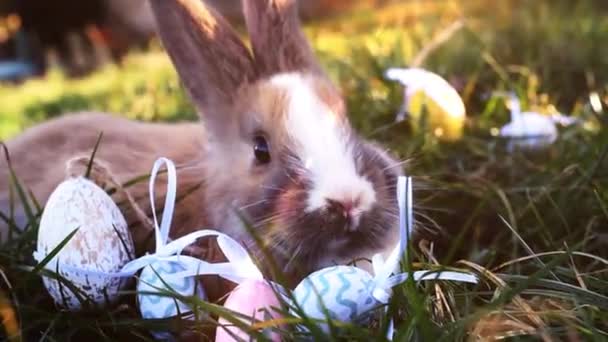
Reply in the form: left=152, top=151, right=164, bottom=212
left=407, top=89, right=466, bottom=141
left=386, top=68, right=466, bottom=141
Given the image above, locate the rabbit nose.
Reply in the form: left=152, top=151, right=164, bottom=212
left=325, top=198, right=359, bottom=231
left=326, top=198, right=352, bottom=217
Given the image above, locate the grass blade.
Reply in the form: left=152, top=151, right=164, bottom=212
left=85, top=132, right=104, bottom=179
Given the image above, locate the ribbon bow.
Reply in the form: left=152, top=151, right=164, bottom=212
left=120, top=158, right=264, bottom=283
left=370, top=176, right=477, bottom=303
left=367, top=176, right=477, bottom=338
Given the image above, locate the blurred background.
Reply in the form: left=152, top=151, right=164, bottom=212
left=0, top=0, right=608, bottom=139
left=0, top=0, right=607, bottom=139
left=0, top=0, right=358, bottom=79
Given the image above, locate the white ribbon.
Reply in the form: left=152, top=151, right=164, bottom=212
left=371, top=176, right=411, bottom=293
left=119, top=158, right=265, bottom=283
left=368, top=176, right=477, bottom=339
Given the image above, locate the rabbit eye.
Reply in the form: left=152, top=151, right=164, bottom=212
left=253, top=135, right=271, bottom=164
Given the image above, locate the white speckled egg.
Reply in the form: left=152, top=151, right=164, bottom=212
left=34, top=176, right=134, bottom=310
left=137, top=260, right=206, bottom=339
left=292, top=265, right=382, bottom=333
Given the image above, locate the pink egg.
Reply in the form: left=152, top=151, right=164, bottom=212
left=215, top=279, right=284, bottom=342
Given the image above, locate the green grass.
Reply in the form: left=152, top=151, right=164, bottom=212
left=0, top=0, right=607, bottom=340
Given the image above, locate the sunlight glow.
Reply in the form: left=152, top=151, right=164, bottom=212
left=434, top=127, right=444, bottom=137
left=0, top=27, right=7, bottom=43
left=6, top=14, right=21, bottom=32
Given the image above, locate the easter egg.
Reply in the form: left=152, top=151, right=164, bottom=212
left=408, top=89, right=465, bottom=141
left=34, top=177, right=134, bottom=310
left=138, top=260, right=206, bottom=319
left=499, top=95, right=559, bottom=150
left=292, top=266, right=381, bottom=333
left=137, top=260, right=206, bottom=339
left=215, top=279, right=284, bottom=342
left=386, top=67, right=466, bottom=141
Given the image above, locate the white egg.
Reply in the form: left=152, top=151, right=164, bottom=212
left=137, top=260, right=206, bottom=319
left=34, top=176, right=134, bottom=310
left=292, top=265, right=381, bottom=333
left=137, top=260, right=206, bottom=339
left=499, top=94, right=559, bottom=150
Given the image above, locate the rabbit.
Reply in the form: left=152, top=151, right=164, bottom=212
left=0, top=0, right=403, bottom=285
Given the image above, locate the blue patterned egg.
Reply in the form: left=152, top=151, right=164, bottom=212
left=292, top=265, right=381, bottom=333
left=137, top=260, right=206, bottom=338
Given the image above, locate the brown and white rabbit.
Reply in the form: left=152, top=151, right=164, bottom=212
left=0, top=0, right=402, bottom=283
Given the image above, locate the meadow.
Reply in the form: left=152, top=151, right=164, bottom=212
left=0, top=0, right=606, bottom=340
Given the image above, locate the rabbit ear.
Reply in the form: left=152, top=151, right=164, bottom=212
left=243, top=0, right=324, bottom=77
left=149, top=0, right=256, bottom=110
